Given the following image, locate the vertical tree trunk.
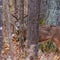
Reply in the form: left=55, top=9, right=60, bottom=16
left=27, top=0, right=40, bottom=60
left=19, top=0, right=24, bottom=50
left=56, top=0, right=60, bottom=26
left=3, top=0, right=9, bottom=42
left=3, top=0, right=13, bottom=59
left=46, top=0, right=57, bottom=25
left=0, top=1, right=3, bottom=58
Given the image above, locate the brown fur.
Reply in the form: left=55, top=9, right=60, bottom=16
left=39, top=26, right=60, bottom=52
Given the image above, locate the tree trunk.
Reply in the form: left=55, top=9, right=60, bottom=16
left=3, top=0, right=13, bottom=59
left=19, top=0, right=24, bottom=50
left=45, top=0, right=57, bottom=25
left=27, top=0, right=40, bottom=60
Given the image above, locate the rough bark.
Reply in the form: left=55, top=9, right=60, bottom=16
left=19, top=0, right=24, bottom=49
left=27, top=0, right=40, bottom=60
left=3, top=0, right=14, bottom=59
left=39, top=0, right=60, bottom=26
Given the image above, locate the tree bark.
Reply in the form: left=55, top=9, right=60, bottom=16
left=3, top=0, right=14, bottom=59
left=27, top=0, right=40, bottom=60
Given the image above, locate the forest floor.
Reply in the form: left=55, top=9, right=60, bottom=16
left=0, top=38, right=60, bottom=60
left=1, top=26, right=60, bottom=60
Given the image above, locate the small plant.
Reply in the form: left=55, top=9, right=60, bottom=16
left=38, top=41, right=58, bottom=53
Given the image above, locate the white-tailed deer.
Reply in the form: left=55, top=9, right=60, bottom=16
left=39, top=26, right=60, bottom=52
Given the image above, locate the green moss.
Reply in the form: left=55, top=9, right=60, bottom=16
left=39, top=18, right=45, bottom=25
